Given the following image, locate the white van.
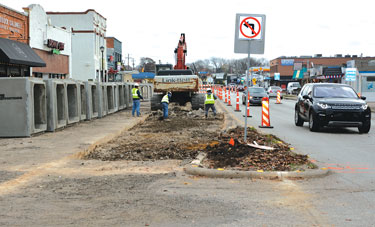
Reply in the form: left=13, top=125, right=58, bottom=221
left=287, top=82, right=301, bottom=95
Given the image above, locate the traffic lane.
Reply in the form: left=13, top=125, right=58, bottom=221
left=222, top=95, right=375, bottom=225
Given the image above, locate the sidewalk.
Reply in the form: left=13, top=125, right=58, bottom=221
left=0, top=107, right=149, bottom=176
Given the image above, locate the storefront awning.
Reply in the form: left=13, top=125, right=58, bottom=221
left=0, top=38, right=46, bottom=67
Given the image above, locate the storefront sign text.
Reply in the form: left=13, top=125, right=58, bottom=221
left=47, top=39, right=65, bottom=51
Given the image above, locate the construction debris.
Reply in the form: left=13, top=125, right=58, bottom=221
left=83, top=106, right=313, bottom=172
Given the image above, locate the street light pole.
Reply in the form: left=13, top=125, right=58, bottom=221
left=100, top=46, right=105, bottom=83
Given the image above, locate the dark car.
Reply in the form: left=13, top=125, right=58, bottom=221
left=242, top=87, right=268, bottom=105
left=237, top=85, right=245, bottom=91
left=294, top=83, right=371, bottom=133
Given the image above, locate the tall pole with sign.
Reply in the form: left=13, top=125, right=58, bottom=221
left=234, top=13, right=266, bottom=141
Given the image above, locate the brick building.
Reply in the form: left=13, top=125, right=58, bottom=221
left=0, top=4, right=45, bottom=77
left=269, top=55, right=375, bottom=89
left=106, top=37, right=122, bottom=81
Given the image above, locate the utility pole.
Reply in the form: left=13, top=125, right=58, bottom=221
left=127, top=54, right=130, bottom=70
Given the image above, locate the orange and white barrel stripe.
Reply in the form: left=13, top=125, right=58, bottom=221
left=235, top=91, right=241, bottom=112
left=276, top=90, right=281, bottom=104
left=261, top=98, right=271, bottom=127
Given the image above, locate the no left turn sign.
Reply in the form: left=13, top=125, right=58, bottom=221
left=234, top=13, right=266, bottom=54
left=238, top=16, right=263, bottom=40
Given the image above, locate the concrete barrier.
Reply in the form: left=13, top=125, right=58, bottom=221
left=97, top=83, right=107, bottom=118
left=117, top=83, right=125, bottom=110
left=0, top=77, right=47, bottom=137
left=106, top=83, right=116, bottom=114
left=44, top=79, right=67, bottom=132
left=84, top=81, right=98, bottom=120
left=65, top=80, right=80, bottom=125
left=77, top=81, right=87, bottom=121
left=124, top=83, right=131, bottom=109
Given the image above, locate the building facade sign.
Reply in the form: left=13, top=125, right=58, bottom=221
left=46, top=39, right=65, bottom=50
left=281, top=59, right=294, bottom=66
left=0, top=5, right=28, bottom=43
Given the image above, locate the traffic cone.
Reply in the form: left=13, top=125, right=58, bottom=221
left=234, top=91, right=241, bottom=112
left=243, top=93, right=252, bottom=117
left=224, top=87, right=228, bottom=103
left=276, top=90, right=282, bottom=104
left=259, top=97, right=273, bottom=128
left=227, top=89, right=232, bottom=106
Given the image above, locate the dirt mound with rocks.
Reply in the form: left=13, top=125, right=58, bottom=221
left=201, top=127, right=312, bottom=171
left=83, top=105, right=313, bottom=171
left=83, top=105, right=224, bottom=161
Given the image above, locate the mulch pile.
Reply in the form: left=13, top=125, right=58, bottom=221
left=202, top=127, right=311, bottom=171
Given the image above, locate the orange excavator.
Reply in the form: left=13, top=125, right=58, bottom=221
left=174, top=33, right=188, bottom=70
left=151, top=33, right=204, bottom=110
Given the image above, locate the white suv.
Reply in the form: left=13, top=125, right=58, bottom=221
left=287, top=82, right=301, bottom=95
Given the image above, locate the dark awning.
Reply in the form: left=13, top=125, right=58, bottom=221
left=0, top=37, right=46, bottom=67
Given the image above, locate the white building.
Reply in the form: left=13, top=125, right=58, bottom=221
left=47, top=9, right=107, bottom=81
left=24, top=4, right=72, bottom=78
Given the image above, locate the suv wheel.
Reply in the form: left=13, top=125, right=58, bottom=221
left=358, top=121, right=371, bottom=134
left=309, top=111, right=320, bottom=132
left=295, top=109, right=304, bottom=126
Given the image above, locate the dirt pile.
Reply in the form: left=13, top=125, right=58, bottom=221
left=83, top=105, right=224, bottom=161
left=83, top=105, right=313, bottom=171
left=202, top=128, right=311, bottom=171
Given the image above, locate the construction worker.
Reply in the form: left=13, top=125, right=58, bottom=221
left=161, top=91, right=172, bottom=120
left=132, top=83, right=143, bottom=117
left=205, top=88, right=217, bottom=118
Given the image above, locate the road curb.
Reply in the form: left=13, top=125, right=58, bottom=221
left=184, top=152, right=330, bottom=180
left=184, top=164, right=330, bottom=180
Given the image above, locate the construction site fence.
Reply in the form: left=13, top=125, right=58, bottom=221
left=0, top=77, right=153, bottom=137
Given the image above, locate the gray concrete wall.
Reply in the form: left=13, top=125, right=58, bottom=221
left=45, top=79, right=67, bottom=132
left=1, top=78, right=153, bottom=137
left=65, top=80, right=80, bottom=125
left=0, top=78, right=47, bottom=137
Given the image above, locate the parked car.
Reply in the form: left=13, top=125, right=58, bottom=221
left=267, top=86, right=283, bottom=99
left=287, top=82, right=301, bottom=95
left=242, top=87, right=268, bottom=105
left=294, top=83, right=371, bottom=133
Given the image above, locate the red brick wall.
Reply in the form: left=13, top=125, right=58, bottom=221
left=106, top=37, right=114, bottom=48
left=0, top=5, right=29, bottom=44
left=32, top=49, right=69, bottom=74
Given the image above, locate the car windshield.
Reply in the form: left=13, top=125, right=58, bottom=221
left=270, top=86, right=281, bottom=90
left=249, top=87, right=265, bottom=93
left=313, top=86, right=358, bottom=98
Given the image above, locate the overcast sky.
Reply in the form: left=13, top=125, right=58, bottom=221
left=3, top=0, right=375, bottom=66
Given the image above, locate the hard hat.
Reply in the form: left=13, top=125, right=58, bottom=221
left=134, top=83, right=139, bottom=87
left=207, top=88, right=212, bottom=92
left=168, top=91, right=172, bottom=95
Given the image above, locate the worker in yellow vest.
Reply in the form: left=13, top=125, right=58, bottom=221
left=205, top=88, right=217, bottom=118
left=132, top=83, right=144, bottom=117
left=161, top=91, right=172, bottom=120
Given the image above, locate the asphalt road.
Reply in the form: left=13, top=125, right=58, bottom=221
left=219, top=91, right=375, bottom=226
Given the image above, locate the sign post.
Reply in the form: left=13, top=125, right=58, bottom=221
left=234, top=13, right=266, bottom=142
